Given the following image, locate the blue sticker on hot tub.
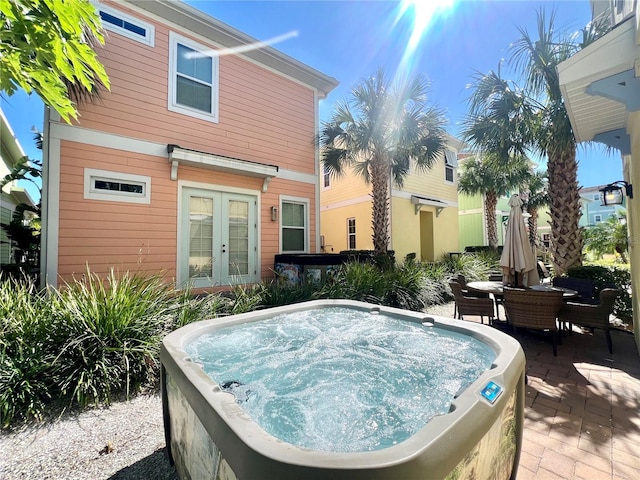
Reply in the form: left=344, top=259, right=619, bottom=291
left=480, top=381, right=502, bottom=404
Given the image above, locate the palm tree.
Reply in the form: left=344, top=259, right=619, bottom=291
left=509, top=9, right=608, bottom=275
left=462, top=67, right=538, bottom=162
left=319, top=68, right=446, bottom=257
left=583, top=212, right=629, bottom=263
left=458, top=153, right=531, bottom=249
left=522, top=171, right=548, bottom=247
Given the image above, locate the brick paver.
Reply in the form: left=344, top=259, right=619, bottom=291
left=449, top=306, right=640, bottom=480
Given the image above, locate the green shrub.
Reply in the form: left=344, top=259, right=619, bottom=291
left=0, top=277, right=57, bottom=428
left=260, top=280, right=319, bottom=307
left=566, top=264, right=632, bottom=324
left=51, top=268, right=173, bottom=407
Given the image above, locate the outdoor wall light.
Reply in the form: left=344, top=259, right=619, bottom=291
left=600, top=181, right=633, bottom=206
left=270, top=206, right=278, bottom=221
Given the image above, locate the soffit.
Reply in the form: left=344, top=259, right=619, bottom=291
left=557, top=18, right=639, bottom=143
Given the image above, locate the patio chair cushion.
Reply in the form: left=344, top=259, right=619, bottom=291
left=552, top=277, right=597, bottom=304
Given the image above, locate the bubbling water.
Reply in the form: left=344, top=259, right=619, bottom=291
left=185, top=307, right=495, bottom=452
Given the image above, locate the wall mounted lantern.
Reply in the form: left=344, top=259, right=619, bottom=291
left=270, top=206, right=278, bottom=221
left=599, top=181, right=633, bottom=206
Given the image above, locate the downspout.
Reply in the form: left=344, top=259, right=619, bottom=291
left=41, top=108, right=60, bottom=288
left=39, top=107, right=50, bottom=289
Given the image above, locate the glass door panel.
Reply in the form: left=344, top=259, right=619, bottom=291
left=188, top=196, right=214, bottom=279
left=226, top=199, right=249, bottom=276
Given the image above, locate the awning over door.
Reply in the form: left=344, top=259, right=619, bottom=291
left=410, top=195, right=450, bottom=216
left=167, top=144, right=279, bottom=191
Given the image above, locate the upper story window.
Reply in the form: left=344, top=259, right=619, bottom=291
left=594, top=214, right=602, bottom=223
left=168, top=32, right=219, bottom=123
left=281, top=197, right=308, bottom=253
left=98, top=3, right=154, bottom=46
left=593, top=193, right=600, bottom=201
left=444, top=150, right=457, bottom=183
left=323, top=164, right=331, bottom=188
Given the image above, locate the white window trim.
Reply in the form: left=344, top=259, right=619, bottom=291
left=280, top=195, right=309, bottom=253
left=444, top=150, right=457, bottom=184
left=97, top=3, right=155, bottom=47
left=594, top=214, right=602, bottom=223
left=323, top=165, right=331, bottom=190
left=347, top=217, right=356, bottom=250
left=593, top=193, right=600, bottom=201
left=168, top=32, right=219, bottom=123
left=84, top=168, right=151, bottom=204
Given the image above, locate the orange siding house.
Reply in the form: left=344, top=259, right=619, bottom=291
left=41, top=0, right=338, bottom=288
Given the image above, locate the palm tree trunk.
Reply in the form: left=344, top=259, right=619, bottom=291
left=547, top=148, right=583, bottom=276
left=527, top=208, right=538, bottom=247
left=370, top=159, right=390, bottom=256
left=485, top=191, right=499, bottom=249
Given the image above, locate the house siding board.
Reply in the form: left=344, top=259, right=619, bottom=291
left=50, top=2, right=326, bottom=287
left=1, top=204, right=12, bottom=264
left=74, top=13, right=317, bottom=176
left=55, top=141, right=316, bottom=283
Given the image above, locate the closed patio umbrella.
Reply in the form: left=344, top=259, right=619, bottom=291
left=500, top=194, right=540, bottom=287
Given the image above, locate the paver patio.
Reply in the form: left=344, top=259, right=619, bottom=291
left=455, top=307, right=640, bottom=480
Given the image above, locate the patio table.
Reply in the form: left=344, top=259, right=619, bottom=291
left=466, top=281, right=578, bottom=299
left=466, top=281, right=579, bottom=325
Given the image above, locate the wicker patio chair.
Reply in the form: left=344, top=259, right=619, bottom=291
left=557, top=289, right=620, bottom=354
left=449, top=280, right=495, bottom=325
left=451, top=274, right=491, bottom=317
left=502, top=287, right=564, bottom=356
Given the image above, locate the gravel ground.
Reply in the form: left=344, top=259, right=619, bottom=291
left=0, top=302, right=457, bottom=480
left=0, top=394, right=177, bottom=480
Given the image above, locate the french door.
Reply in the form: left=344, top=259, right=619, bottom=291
left=180, top=188, right=257, bottom=287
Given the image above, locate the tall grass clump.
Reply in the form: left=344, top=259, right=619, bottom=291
left=0, top=277, right=57, bottom=428
left=51, top=268, right=173, bottom=407
left=168, top=286, right=232, bottom=329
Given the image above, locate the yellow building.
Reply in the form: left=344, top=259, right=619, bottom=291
left=319, top=135, right=462, bottom=262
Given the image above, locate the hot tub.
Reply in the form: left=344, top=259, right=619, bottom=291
left=161, top=300, right=525, bottom=480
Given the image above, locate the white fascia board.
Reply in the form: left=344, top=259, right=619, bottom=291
left=169, top=146, right=278, bottom=178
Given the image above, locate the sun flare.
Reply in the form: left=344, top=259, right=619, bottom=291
left=400, top=0, right=455, bottom=50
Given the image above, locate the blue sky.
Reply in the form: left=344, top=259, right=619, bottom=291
left=1, top=0, right=621, bottom=198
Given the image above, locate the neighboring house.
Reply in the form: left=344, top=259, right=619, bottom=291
left=458, top=192, right=510, bottom=251
left=580, top=184, right=625, bottom=225
left=557, top=0, right=639, bottom=346
left=1, top=109, right=35, bottom=265
left=320, top=134, right=462, bottom=262
left=40, top=0, right=338, bottom=288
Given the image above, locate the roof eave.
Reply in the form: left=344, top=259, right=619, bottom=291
left=127, top=0, right=339, bottom=97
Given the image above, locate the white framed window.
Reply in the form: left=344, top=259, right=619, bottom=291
left=323, top=164, right=331, bottom=189
left=84, top=168, right=151, bottom=204
left=168, top=32, right=219, bottom=122
left=594, top=214, right=602, bottom=223
left=347, top=217, right=356, bottom=249
left=593, top=193, right=600, bottom=201
left=97, top=3, right=155, bottom=46
left=444, top=150, right=457, bottom=183
left=280, top=196, right=309, bottom=253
